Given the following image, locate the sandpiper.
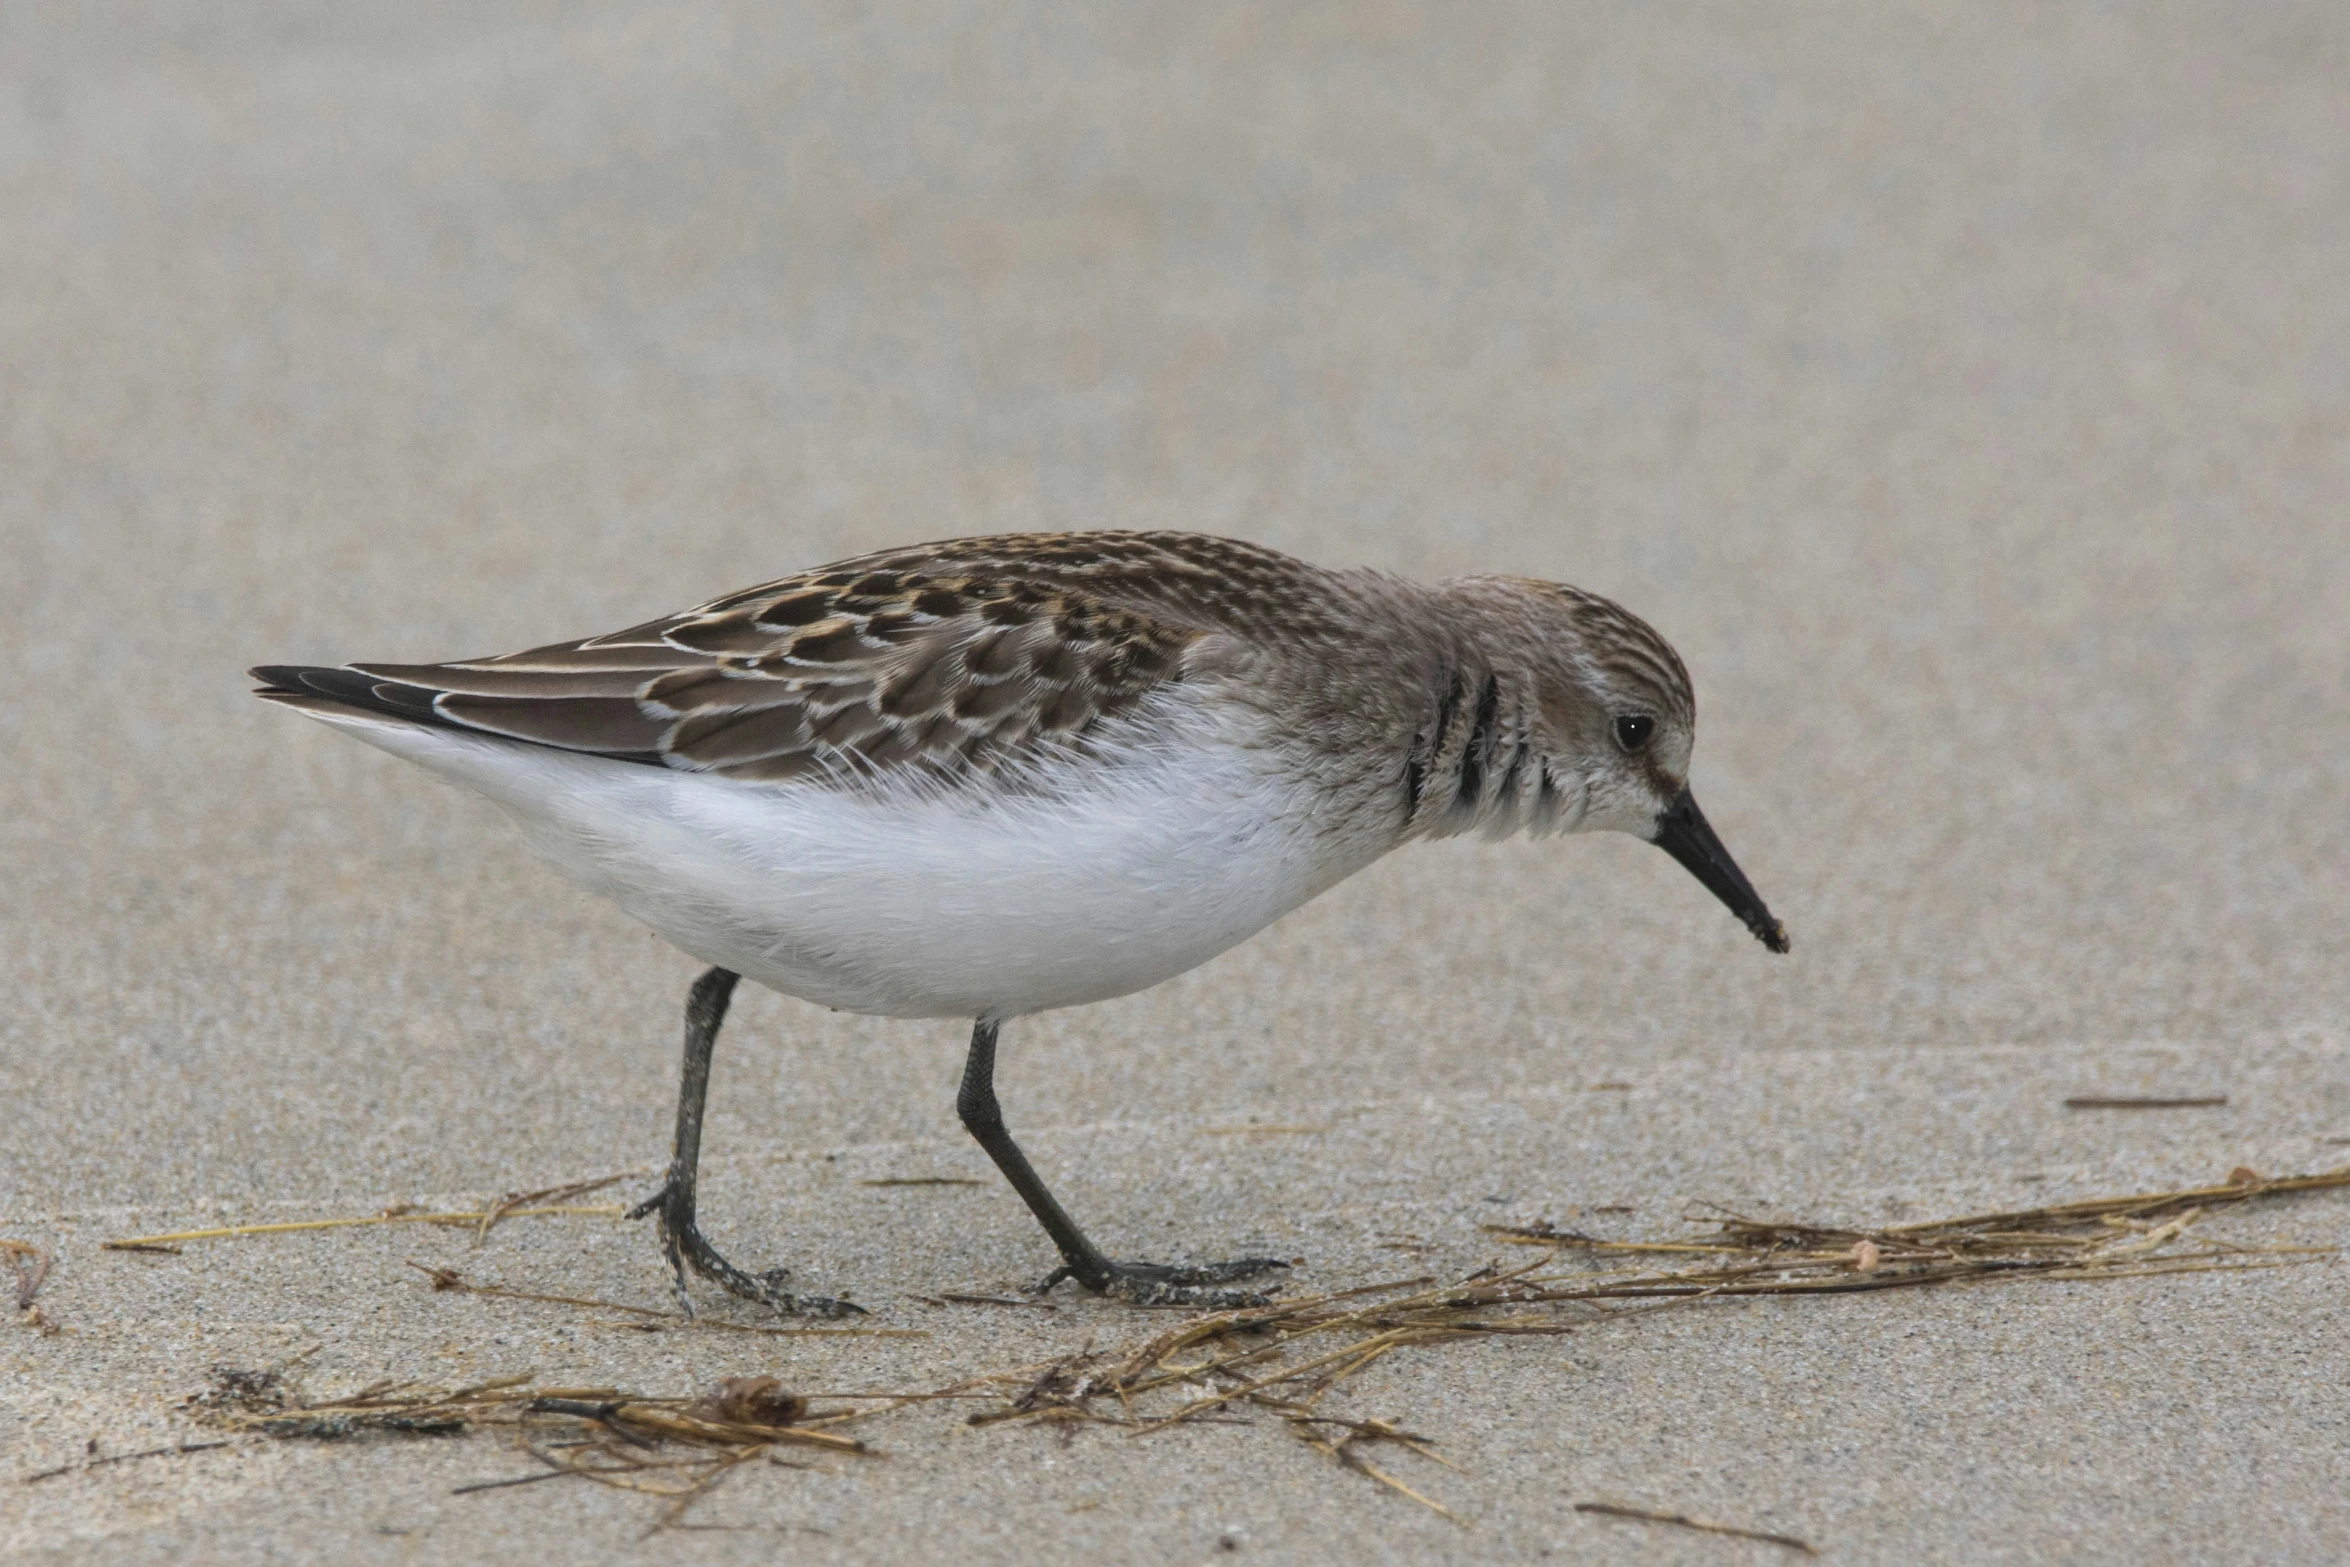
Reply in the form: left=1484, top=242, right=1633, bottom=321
left=253, top=531, right=1786, bottom=1312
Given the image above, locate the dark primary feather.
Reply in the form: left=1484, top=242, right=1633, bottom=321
left=251, top=532, right=1345, bottom=787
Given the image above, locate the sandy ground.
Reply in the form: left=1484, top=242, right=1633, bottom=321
left=4, top=3, right=2348, bottom=1562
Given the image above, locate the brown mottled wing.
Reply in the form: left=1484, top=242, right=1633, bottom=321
left=315, top=533, right=1301, bottom=786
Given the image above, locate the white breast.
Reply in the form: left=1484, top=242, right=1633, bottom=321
left=298, top=692, right=1394, bottom=1019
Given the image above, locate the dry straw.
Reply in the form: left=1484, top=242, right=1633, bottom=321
left=61, top=1161, right=2350, bottom=1533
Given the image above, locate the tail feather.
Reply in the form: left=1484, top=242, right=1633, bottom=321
left=250, top=663, right=668, bottom=768
left=249, top=664, right=458, bottom=729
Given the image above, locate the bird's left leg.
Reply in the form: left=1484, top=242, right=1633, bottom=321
left=955, top=1017, right=1290, bottom=1308
left=628, top=966, right=861, bottom=1318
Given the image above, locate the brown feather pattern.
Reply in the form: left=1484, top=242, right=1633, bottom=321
left=260, top=531, right=1706, bottom=842
left=334, top=532, right=1352, bottom=787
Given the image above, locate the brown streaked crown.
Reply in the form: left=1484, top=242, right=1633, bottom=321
left=1533, top=581, right=1695, bottom=732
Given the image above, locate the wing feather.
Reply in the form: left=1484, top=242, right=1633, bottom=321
left=251, top=532, right=1342, bottom=789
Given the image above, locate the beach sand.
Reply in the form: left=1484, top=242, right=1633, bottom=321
left=5, top=4, right=2347, bottom=1560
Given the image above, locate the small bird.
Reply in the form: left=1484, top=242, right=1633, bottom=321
left=253, top=531, right=1786, bottom=1313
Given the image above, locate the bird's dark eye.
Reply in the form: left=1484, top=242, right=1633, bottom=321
left=1613, top=714, right=1655, bottom=753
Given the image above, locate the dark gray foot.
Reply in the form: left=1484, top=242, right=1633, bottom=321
left=628, top=1179, right=863, bottom=1320
left=1034, top=1256, right=1291, bottom=1308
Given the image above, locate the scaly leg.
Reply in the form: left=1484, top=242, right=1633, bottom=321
left=956, top=1017, right=1289, bottom=1308
left=628, top=967, right=860, bottom=1318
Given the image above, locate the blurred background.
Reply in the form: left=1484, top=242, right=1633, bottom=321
left=3, top=2, right=2345, bottom=1204
left=7, top=7, right=2350, bottom=1559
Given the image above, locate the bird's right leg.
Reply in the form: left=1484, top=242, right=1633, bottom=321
left=628, top=966, right=860, bottom=1318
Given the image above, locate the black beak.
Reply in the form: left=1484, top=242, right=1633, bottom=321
left=1651, top=787, right=1789, bottom=953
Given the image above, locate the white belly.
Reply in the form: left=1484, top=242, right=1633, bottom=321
left=301, top=698, right=1390, bottom=1019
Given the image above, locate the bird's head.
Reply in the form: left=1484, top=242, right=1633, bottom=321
left=1445, top=575, right=1790, bottom=955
